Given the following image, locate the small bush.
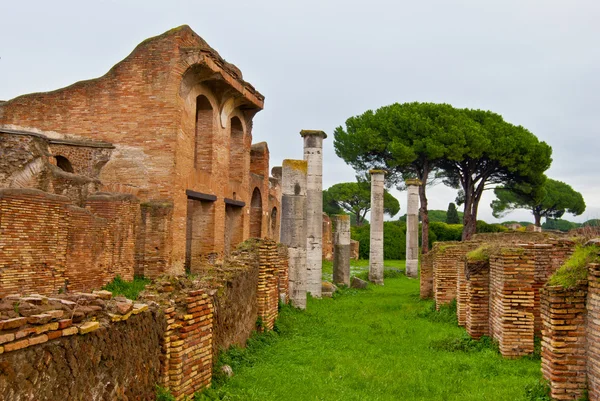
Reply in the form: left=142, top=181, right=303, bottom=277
left=156, top=385, right=176, bottom=401
left=548, top=245, right=600, bottom=288
left=429, top=221, right=463, bottom=242
left=102, top=275, right=150, bottom=300
left=524, top=380, right=551, bottom=401
left=418, top=299, right=458, bottom=325
left=430, top=332, right=498, bottom=353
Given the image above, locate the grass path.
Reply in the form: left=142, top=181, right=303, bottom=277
left=200, top=263, right=543, bottom=401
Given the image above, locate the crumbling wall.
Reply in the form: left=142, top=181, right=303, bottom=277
left=0, top=292, right=162, bottom=401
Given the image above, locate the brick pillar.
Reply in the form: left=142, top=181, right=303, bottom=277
left=420, top=251, right=434, bottom=299
left=465, top=259, right=490, bottom=339
left=281, top=159, right=308, bottom=309
left=257, top=239, right=280, bottom=331
left=369, top=170, right=385, bottom=285
left=541, top=283, right=588, bottom=400
left=405, top=179, right=421, bottom=278
left=490, top=247, right=535, bottom=358
left=587, top=264, right=600, bottom=400
left=301, top=130, right=327, bottom=298
left=332, top=214, right=351, bottom=287
left=456, top=257, right=468, bottom=327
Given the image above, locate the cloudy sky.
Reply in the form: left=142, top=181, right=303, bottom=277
left=2, top=0, right=599, bottom=223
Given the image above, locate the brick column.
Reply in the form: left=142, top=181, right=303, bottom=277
left=405, top=179, right=421, bottom=278
left=281, top=159, right=308, bottom=309
left=332, top=214, right=351, bottom=286
left=465, top=259, right=490, bottom=339
left=541, top=283, right=588, bottom=400
left=587, top=264, right=600, bottom=400
left=420, top=251, right=434, bottom=299
left=369, top=170, right=385, bottom=285
left=301, top=130, right=327, bottom=298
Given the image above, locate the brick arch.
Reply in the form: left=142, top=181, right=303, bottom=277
left=193, top=95, right=214, bottom=173
left=228, top=116, right=245, bottom=185
left=250, top=187, right=262, bottom=238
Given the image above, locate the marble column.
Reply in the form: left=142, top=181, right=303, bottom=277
left=369, top=170, right=385, bottom=285
left=281, top=159, right=308, bottom=309
left=301, top=130, right=327, bottom=297
left=332, top=214, right=351, bottom=286
left=405, top=179, right=421, bottom=278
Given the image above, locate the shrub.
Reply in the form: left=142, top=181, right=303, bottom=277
left=548, top=245, right=600, bottom=288
left=476, top=220, right=508, bottom=233
left=429, top=222, right=463, bottom=242
left=102, top=275, right=150, bottom=300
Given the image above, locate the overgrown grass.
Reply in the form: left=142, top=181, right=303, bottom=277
left=322, top=259, right=405, bottom=282
left=101, top=275, right=150, bottom=300
left=195, top=272, right=543, bottom=400
left=548, top=245, right=600, bottom=288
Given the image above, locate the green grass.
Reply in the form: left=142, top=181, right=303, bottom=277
left=322, top=259, right=405, bottom=282
left=101, top=275, right=150, bottom=300
left=548, top=245, right=600, bottom=288
left=197, top=271, right=543, bottom=401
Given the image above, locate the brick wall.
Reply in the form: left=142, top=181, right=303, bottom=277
left=433, top=243, right=478, bottom=309
left=0, top=26, right=273, bottom=274
left=0, top=189, right=69, bottom=297
left=87, top=193, right=139, bottom=281
left=136, top=201, right=174, bottom=278
left=0, top=292, right=162, bottom=401
left=420, top=251, right=434, bottom=299
left=322, top=213, right=333, bottom=261
left=587, top=264, right=600, bottom=400
left=464, top=259, right=490, bottom=339
left=489, top=247, right=535, bottom=358
left=0, top=188, right=139, bottom=296
left=160, top=290, right=214, bottom=399
left=541, top=283, right=588, bottom=400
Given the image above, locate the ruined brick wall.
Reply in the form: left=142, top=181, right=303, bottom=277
left=87, top=193, right=139, bottom=281
left=0, top=189, right=69, bottom=297
left=47, top=143, right=111, bottom=178
left=257, top=240, right=281, bottom=331
left=587, top=264, right=600, bottom=400
left=540, top=283, right=588, bottom=401
left=160, top=290, right=214, bottom=399
left=323, top=213, right=333, bottom=262
left=0, top=133, right=51, bottom=190
left=465, top=259, right=490, bottom=339
left=65, top=205, right=111, bottom=292
left=0, top=292, right=162, bottom=401
left=0, top=25, right=268, bottom=275
left=489, top=247, right=535, bottom=357
left=420, top=251, right=434, bottom=299
left=0, top=188, right=138, bottom=296
left=136, top=201, right=174, bottom=277
left=433, top=243, right=478, bottom=309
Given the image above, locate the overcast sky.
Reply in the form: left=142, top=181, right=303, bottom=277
left=2, top=0, right=599, bottom=224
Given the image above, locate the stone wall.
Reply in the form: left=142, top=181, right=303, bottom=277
left=0, top=292, right=162, bottom=401
left=0, top=188, right=139, bottom=297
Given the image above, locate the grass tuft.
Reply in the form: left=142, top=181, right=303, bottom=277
left=101, top=275, right=150, bottom=300
left=548, top=245, right=600, bottom=288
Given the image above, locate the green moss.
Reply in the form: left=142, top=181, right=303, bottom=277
left=548, top=245, right=600, bottom=288
left=467, top=246, right=487, bottom=262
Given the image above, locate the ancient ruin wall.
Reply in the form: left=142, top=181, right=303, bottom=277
left=420, top=251, right=434, bottom=299
left=540, top=283, right=588, bottom=401
left=0, top=188, right=139, bottom=297
left=587, top=264, right=600, bottom=401
left=465, top=259, right=490, bottom=339
left=0, top=293, right=163, bottom=401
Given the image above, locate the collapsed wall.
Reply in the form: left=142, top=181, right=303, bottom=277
left=0, top=238, right=289, bottom=401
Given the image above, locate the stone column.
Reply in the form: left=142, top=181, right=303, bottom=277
left=281, top=159, right=308, bottom=309
left=369, top=170, right=385, bottom=285
left=301, top=130, right=327, bottom=297
left=332, top=214, right=351, bottom=286
left=405, top=179, right=421, bottom=278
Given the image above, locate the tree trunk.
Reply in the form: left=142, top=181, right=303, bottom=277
left=461, top=178, right=478, bottom=241
left=419, top=184, right=429, bottom=253
left=534, top=212, right=542, bottom=227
